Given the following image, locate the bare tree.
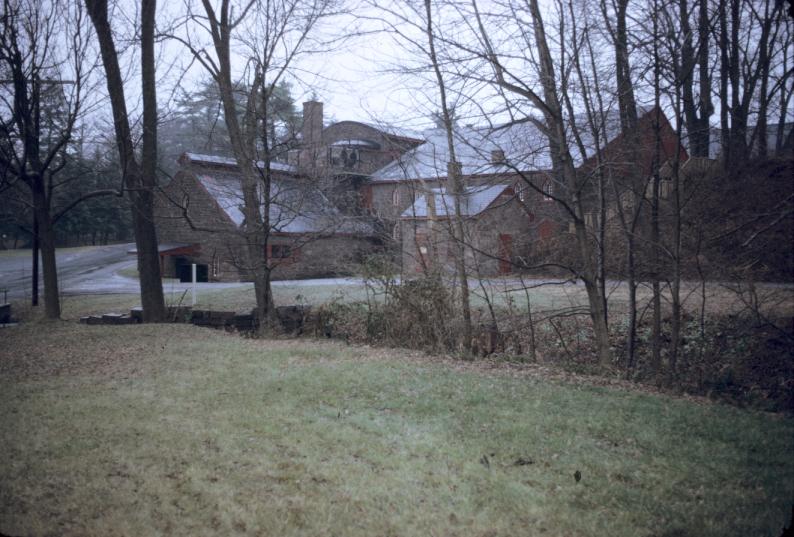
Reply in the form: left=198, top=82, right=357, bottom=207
left=0, top=0, right=107, bottom=318
left=466, top=0, right=613, bottom=366
left=718, top=0, right=788, bottom=167
left=423, top=0, right=473, bottom=352
left=85, top=0, right=166, bottom=322
left=173, top=0, right=335, bottom=331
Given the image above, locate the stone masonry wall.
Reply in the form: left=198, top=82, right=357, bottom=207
left=155, top=168, right=378, bottom=281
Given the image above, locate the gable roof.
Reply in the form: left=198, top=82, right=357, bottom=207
left=180, top=152, right=298, bottom=175
left=191, top=167, right=373, bottom=235
left=401, top=184, right=513, bottom=219
left=371, top=108, right=663, bottom=182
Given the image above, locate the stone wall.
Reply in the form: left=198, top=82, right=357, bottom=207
left=155, top=169, right=378, bottom=282
left=398, top=179, right=566, bottom=276
left=155, top=169, right=245, bottom=281
left=268, top=234, right=379, bottom=279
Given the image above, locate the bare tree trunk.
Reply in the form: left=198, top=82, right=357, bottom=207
left=679, top=0, right=698, bottom=156
left=522, top=282, right=537, bottom=363
left=257, top=80, right=278, bottom=331
left=614, top=0, right=637, bottom=133
left=196, top=1, right=277, bottom=332
left=650, top=5, right=663, bottom=380
left=596, top=0, right=639, bottom=371
left=669, top=116, right=684, bottom=385
left=31, top=215, right=39, bottom=307
left=526, top=0, right=611, bottom=366
left=32, top=183, right=60, bottom=318
left=690, top=0, right=713, bottom=157
left=471, top=0, right=611, bottom=365
left=424, top=0, right=472, bottom=354
left=86, top=0, right=165, bottom=322
left=719, top=0, right=730, bottom=162
left=727, top=0, right=745, bottom=168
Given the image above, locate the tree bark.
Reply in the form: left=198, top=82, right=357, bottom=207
left=526, top=0, right=611, bottom=366
left=651, top=12, right=663, bottom=381
left=424, top=0, right=472, bottom=354
left=32, top=181, right=60, bottom=318
left=197, top=0, right=275, bottom=330
left=614, top=0, right=637, bottom=133
left=86, top=0, right=166, bottom=322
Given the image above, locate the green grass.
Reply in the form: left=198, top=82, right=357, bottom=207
left=1, top=321, right=792, bottom=536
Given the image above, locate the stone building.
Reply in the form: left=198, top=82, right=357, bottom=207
left=154, top=152, right=377, bottom=282
left=155, top=102, right=687, bottom=279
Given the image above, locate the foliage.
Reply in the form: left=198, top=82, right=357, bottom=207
left=158, top=78, right=302, bottom=176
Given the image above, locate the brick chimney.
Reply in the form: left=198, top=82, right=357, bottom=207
left=300, top=101, right=323, bottom=169
left=490, top=149, right=505, bottom=165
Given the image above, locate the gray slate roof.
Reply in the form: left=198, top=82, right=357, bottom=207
left=195, top=170, right=372, bottom=235
left=371, top=109, right=633, bottom=182
left=182, top=152, right=297, bottom=174
left=401, top=184, right=512, bottom=218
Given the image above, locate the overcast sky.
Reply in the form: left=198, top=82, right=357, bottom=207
left=146, top=0, right=448, bottom=132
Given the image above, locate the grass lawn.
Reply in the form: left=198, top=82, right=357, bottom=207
left=1, top=321, right=792, bottom=536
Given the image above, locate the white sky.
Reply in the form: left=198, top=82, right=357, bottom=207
left=80, top=0, right=793, bottom=147
left=149, top=0, right=446, bottom=132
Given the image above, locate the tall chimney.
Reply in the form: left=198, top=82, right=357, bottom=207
left=301, top=101, right=323, bottom=169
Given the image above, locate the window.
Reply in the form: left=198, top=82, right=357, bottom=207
left=542, top=180, right=553, bottom=201
left=660, top=179, right=672, bottom=199
left=328, top=146, right=361, bottom=169
left=518, top=188, right=527, bottom=203
left=392, top=187, right=401, bottom=206
left=270, top=244, right=292, bottom=259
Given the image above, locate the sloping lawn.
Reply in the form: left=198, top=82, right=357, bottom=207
left=1, top=322, right=792, bottom=536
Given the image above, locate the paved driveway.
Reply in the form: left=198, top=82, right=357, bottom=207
left=0, top=244, right=367, bottom=299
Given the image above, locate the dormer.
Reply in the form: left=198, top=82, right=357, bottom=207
left=328, top=139, right=382, bottom=172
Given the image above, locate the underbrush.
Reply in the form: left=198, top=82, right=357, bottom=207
left=317, top=276, right=794, bottom=412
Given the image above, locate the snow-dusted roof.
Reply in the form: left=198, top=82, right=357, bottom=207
left=181, top=152, right=297, bottom=174
left=330, top=139, right=381, bottom=149
left=357, top=121, right=424, bottom=141
left=195, top=171, right=372, bottom=235
left=401, top=184, right=512, bottom=218
left=371, top=109, right=634, bottom=182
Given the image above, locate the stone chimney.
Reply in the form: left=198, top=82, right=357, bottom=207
left=300, top=101, right=323, bottom=169
left=490, top=149, right=505, bottom=165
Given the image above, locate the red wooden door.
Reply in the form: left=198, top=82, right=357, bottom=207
left=360, top=185, right=373, bottom=212
left=538, top=219, right=555, bottom=240
left=498, top=233, right=512, bottom=274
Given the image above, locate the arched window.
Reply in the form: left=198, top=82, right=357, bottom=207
left=392, top=187, right=401, bottom=206
left=542, top=180, right=553, bottom=201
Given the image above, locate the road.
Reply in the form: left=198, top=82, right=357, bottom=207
left=0, top=244, right=367, bottom=300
